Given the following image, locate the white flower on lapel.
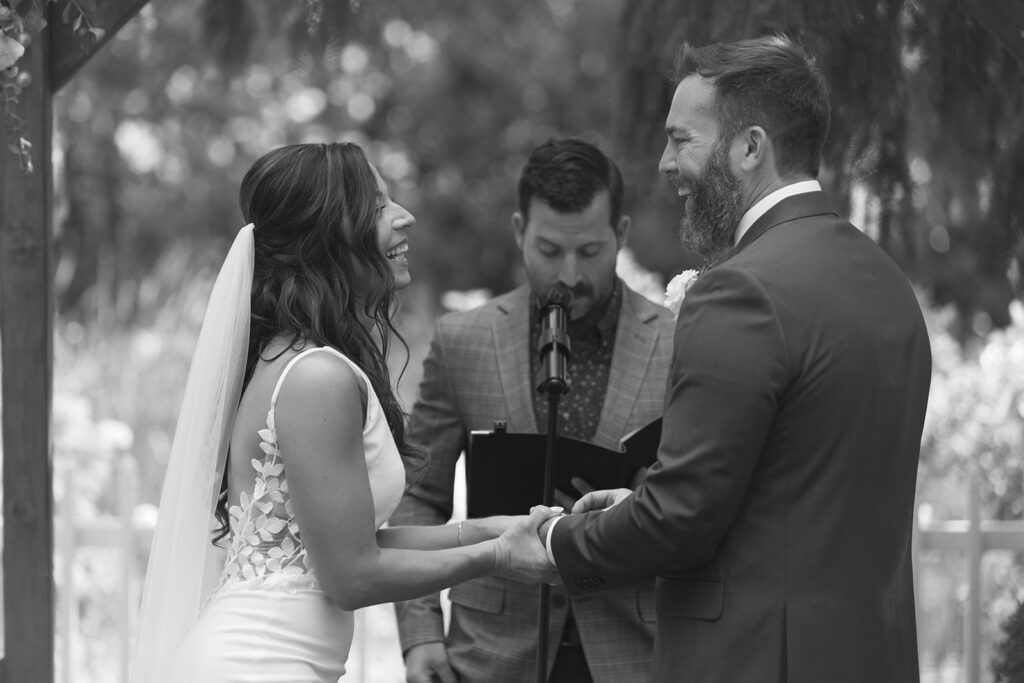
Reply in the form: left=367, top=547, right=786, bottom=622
left=663, top=269, right=700, bottom=317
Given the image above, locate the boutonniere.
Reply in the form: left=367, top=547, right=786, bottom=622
left=663, top=269, right=700, bottom=318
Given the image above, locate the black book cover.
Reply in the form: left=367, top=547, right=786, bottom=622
left=465, top=418, right=662, bottom=517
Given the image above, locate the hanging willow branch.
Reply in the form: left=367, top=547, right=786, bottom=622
left=612, top=0, right=1024, bottom=300
left=0, top=0, right=360, bottom=173
left=199, top=0, right=364, bottom=77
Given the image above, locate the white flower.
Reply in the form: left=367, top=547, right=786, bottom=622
left=663, top=269, right=700, bottom=317
left=0, top=35, right=25, bottom=72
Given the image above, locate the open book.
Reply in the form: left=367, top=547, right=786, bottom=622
left=465, top=418, right=662, bottom=518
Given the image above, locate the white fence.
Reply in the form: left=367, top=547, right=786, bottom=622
left=56, top=459, right=144, bottom=682
left=914, top=470, right=1024, bottom=683
left=54, top=457, right=405, bottom=683
left=56, top=458, right=1024, bottom=683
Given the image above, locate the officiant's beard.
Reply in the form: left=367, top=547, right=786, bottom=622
left=679, top=140, right=745, bottom=259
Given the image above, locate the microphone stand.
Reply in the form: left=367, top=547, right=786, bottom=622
left=535, top=387, right=564, bottom=683
left=534, top=289, right=571, bottom=683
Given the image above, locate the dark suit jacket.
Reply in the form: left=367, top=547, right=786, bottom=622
left=392, top=282, right=675, bottom=683
left=551, top=192, right=931, bottom=683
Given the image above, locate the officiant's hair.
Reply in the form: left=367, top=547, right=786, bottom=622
left=517, top=137, right=625, bottom=232
left=236, top=141, right=426, bottom=483
left=673, top=34, right=830, bottom=179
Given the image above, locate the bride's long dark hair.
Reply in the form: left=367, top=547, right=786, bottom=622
left=213, top=142, right=426, bottom=542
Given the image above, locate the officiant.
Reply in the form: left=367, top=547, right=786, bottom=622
left=392, top=137, right=675, bottom=683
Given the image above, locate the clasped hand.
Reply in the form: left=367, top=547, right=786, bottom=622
left=490, top=485, right=633, bottom=586
left=492, top=506, right=561, bottom=585
left=570, top=486, right=631, bottom=513
left=555, top=473, right=640, bottom=512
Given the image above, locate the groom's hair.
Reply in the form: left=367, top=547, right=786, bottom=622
left=673, top=34, right=830, bottom=179
left=517, top=137, right=625, bottom=231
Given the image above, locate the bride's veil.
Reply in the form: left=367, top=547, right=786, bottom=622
left=130, top=224, right=254, bottom=682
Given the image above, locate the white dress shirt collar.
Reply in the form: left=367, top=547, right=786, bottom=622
left=734, top=180, right=821, bottom=245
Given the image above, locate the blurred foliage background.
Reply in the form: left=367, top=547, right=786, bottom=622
left=54, top=0, right=1024, bottom=336
left=22, top=0, right=1024, bottom=680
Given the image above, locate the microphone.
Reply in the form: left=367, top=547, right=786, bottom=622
left=534, top=284, right=572, bottom=678
left=536, top=284, right=572, bottom=395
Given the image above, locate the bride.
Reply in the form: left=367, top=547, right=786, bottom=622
left=130, top=142, right=558, bottom=682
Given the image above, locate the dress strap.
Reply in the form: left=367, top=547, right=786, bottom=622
left=268, top=347, right=375, bottom=421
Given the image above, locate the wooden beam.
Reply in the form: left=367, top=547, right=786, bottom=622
left=49, top=0, right=150, bottom=93
left=957, top=0, right=1024, bottom=67
left=0, top=13, right=54, bottom=683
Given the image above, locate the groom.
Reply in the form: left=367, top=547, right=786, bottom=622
left=536, top=36, right=932, bottom=683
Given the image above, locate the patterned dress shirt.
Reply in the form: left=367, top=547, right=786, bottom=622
left=528, top=280, right=622, bottom=442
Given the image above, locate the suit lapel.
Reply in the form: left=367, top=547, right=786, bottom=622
left=720, top=190, right=837, bottom=265
left=592, top=286, right=657, bottom=450
left=491, top=286, right=537, bottom=433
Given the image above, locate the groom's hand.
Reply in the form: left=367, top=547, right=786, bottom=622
left=572, top=488, right=632, bottom=514
left=403, top=642, right=456, bottom=683
left=553, top=476, right=596, bottom=509
left=493, top=506, right=561, bottom=584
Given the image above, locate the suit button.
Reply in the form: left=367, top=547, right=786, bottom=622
left=552, top=593, right=566, bottom=608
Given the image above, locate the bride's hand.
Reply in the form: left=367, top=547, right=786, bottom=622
left=467, top=515, right=516, bottom=542
left=492, top=506, right=562, bottom=585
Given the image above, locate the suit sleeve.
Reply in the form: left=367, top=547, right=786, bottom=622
left=391, top=318, right=468, bottom=652
left=551, top=266, right=790, bottom=593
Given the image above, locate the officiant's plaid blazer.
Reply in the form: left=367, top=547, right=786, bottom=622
left=392, top=282, right=675, bottom=683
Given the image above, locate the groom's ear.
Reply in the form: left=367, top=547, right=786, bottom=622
left=737, top=125, right=770, bottom=174
left=512, top=211, right=527, bottom=250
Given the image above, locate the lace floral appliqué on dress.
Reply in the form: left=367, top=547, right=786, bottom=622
left=167, top=347, right=405, bottom=681
left=214, top=406, right=319, bottom=595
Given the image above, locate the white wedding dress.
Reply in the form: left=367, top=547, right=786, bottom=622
left=167, top=347, right=406, bottom=682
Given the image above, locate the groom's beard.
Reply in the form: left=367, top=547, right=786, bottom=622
left=678, top=140, right=745, bottom=259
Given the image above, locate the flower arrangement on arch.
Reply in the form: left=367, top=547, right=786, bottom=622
left=1, top=0, right=104, bottom=172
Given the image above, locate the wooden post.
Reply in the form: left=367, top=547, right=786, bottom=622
left=0, top=3, right=148, bottom=679
left=0, top=16, right=55, bottom=683
left=48, top=0, right=152, bottom=93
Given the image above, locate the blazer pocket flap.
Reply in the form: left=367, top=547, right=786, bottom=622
left=655, top=576, right=724, bottom=621
left=448, top=576, right=506, bottom=615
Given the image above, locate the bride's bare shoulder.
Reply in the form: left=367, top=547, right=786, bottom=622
left=282, top=349, right=360, bottom=393
left=277, top=348, right=370, bottom=420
